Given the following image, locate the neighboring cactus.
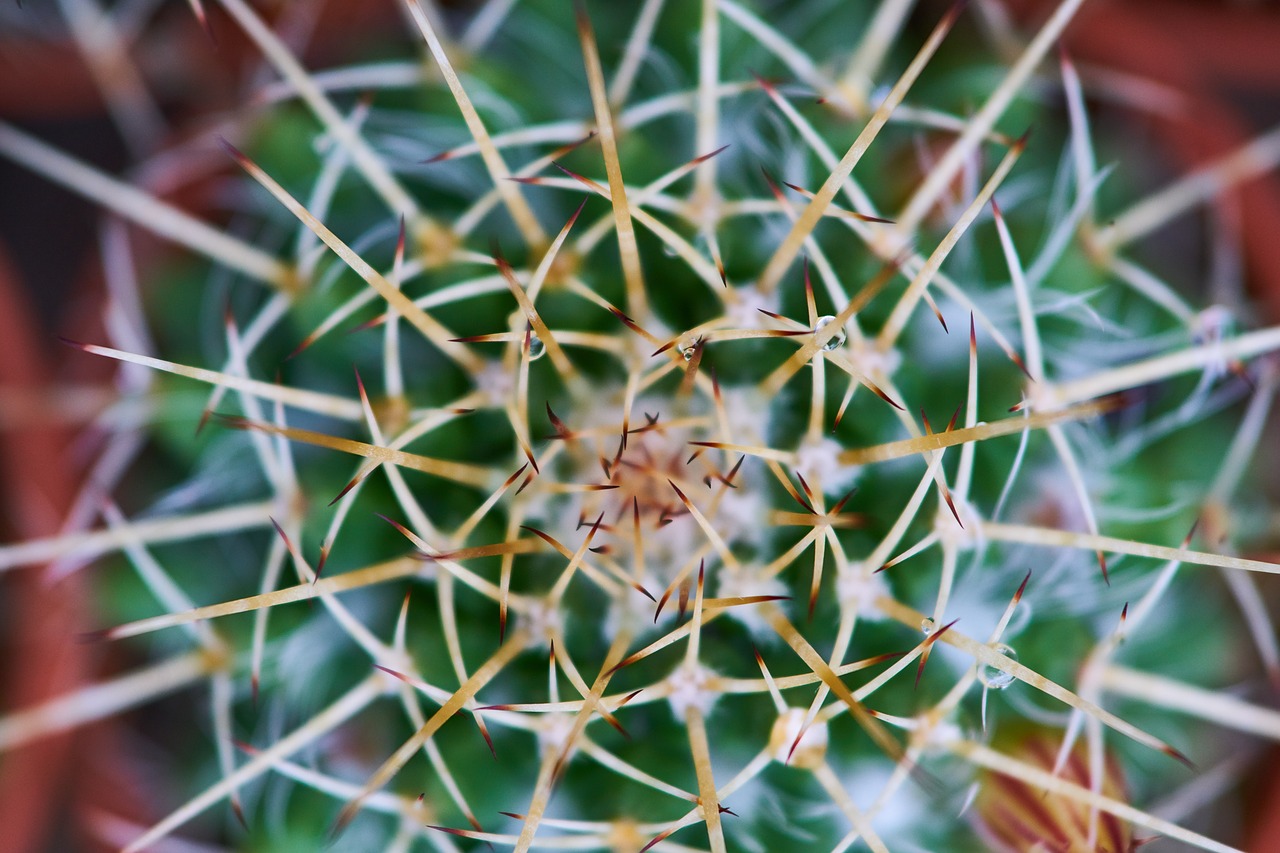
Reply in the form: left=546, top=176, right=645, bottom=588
left=3, top=1, right=1280, bottom=851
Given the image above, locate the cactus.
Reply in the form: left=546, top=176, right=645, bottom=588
left=2, top=0, right=1280, bottom=850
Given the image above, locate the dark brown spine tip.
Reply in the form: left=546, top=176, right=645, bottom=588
left=934, top=305, right=949, bottom=334
left=1057, top=41, right=1073, bottom=69
left=758, top=168, right=783, bottom=200
left=870, top=381, right=904, bottom=411
left=329, top=805, right=359, bottom=843
left=943, top=492, right=963, bottom=528
left=394, top=214, right=407, bottom=253
left=314, top=546, right=330, bottom=582
left=518, top=525, right=556, bottom=548
left=691, top=144, right=732, bottom=166
left=476, top=719, right=498, bottom=759
left=210, top=412, right=249, bottom=430
left=1108, top=390, right=1138, bottom=412
left=1183, top=516, right=1201, bottom=547
left=269, top=515, right=290, bottom=542
left=194, top=8, right=218, bottom=47
left=668, top=479, right=688, bottom=502
left=372, top=663, right=408, bottom=682
left=942, top=0, right=971, bottom=28
left=640, top=829, right=677, bottom=853
left=76, top=628, right=111, bottom=644
left=1166, top=745, right=1196, bottom=770
left=933, top=618, right=959, bottom=640
left=1014, top=569, right=1032, bottom=602
left=215, top=134, right=247, bottom=163
left=193, top=407, right=214, bottom=437
left=551, top=161, right=582, bottom=181
left=285, top=335, right=315, bottom=361
left=566, top=196, right=589, bottom=225
left=328, top=477, right=360, bottom=507
left=351, top=314, right=384, bottom=334
left=56, top=335, right=89, bottom=350
left=1009, top=350, right=1033, bottom=381
left=831, top=484, right=859, bottom=514
left=608, top=653, right=639, bottom=675
left=748, top=69, right=776, bottom=94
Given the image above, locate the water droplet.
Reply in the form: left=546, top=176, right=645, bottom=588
left=662, top=244, right=679, bottom=257
left=814, top=315, right=845, bottom=351
left=978, top=643, right=1017, bottom=690
left=921, top=618, right=936, bottom=635
left=527, top=334, right=546, bottom=361
left=677, top=335, right=697, bottom=361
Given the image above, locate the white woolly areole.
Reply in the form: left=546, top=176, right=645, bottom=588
left=1022, top=381, right=1064, bottom=413
left=712, top=482, right=769, bottom=547
left=835, top=564, right=890, bottom=620
left=934, top=495, right=983, bottom=550
left=519, top=598, right=563, bottom=649
left=474, top=360, right=515, bottom=406
left=724, top=287, right=777, bottom=330
left=717, top=385, right=772, bottom=446
left=603, top=576, right=670, bottom=638
left=537, top=714, right=575, bottom=759
left=716, top=568, right=788, bottom=637
left=794, top=437, right=861, bottom=495
left=1192, top=304, right=1236, bottom=381
left=769, top=707, right=829, bottom=767
left=846, top=335, right=902, bottom=385
left=1018, top=467, right=1091, bottom=534
left=642, top=516, right=704, bottom=583
left=666, top=662, right=718, bottom=719
left=921, top=716, right=965, bottom=754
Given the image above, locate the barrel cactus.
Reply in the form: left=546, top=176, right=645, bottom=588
left=2, top=0, right=1279, bottom=851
